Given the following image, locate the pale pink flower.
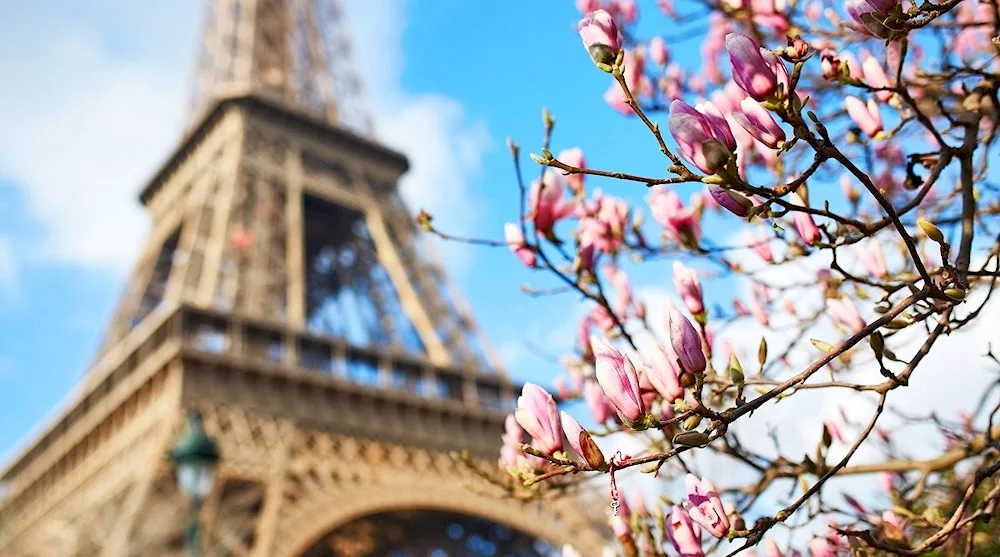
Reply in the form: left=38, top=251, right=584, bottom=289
left=857, top=241, right=888, bottom=278
left=788, top=192, right=821, bottom=246
left=673, top=261, right=705, bottom=315
left=515, top=382, right=563, bottom=455
left=667, top=305, right=707, bottom=375
left=685, top=474, right=731, bottom=538
left=558, top=147, right=587, bottom=195
left=828, top=296, right=865, bottom=333
left=504, top=223, right=536, bottom=268
left=667, top=506, right=704, bottom=557
left=845, top=95, right=883, bottom=138
left=592, top=337, right=646, bottom=423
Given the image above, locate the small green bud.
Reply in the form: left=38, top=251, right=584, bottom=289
left=810, top=339, right=835, bottom=353
left=869, top=332, right=885, bottom=358
left=945, top=288, right=966, bottom=301
left=529, top=153, right=545, bottom=164
left=758, top=337, right=768, bottom=365
left=588, top=44, right=617, bottom=67
left=728, top=353, right=745, bottom=384
left=683, top=415, right=703, bottom=430
left=540, top=148, right=554, bottom=161
left=917, top=219, right=944, bottom=243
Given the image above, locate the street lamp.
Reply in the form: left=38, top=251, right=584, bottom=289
left=169, top=411, right=220, bottom=557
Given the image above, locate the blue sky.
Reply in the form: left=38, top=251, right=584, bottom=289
left=0, top=0, right=703, bottom=460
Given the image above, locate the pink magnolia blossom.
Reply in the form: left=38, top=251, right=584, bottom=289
left=845, top=95, right=883, bottom=138
left=862, top=53, right=894, bottom=102
left=667, top=506, right=704, bottom=557
left=576, top=0, right=601, bottom=14
left=514, top=382, right=563, bottom=455
left=744, top=230, right=774, bottom=262
left=825, top=418, right=845, bottom=444
left=608, top=0, right=638, bottom=23
left=667, top=305, right=707, bottom=375
left=789, top=192, right=822, bottom=246
left=748, top=293, right=770, bottom=326
left=857, top=241, right=888, bottom=278
left=808, top=538, right=836, bottom=557
left=727, top=33, right=787, bottom=101
left=578, top=9, right=623, bottom=65
left=592, top=337, right=646, bottom=423
left=685, top=474, right=731, bottom=538
left=500, top=414, right=526, bottom=469
left=584, top=380, right=614, bottom=424
left=733, top=97, right=786, bottom=149
left=657, top=0, right=676, bottom=17
left=604, top=82, right=634, bottom=116
left=558, top=147, right=586, bottom=196
left=555, top=376, right=569, bottom=399
left=650, top=188, right=702, bottom=243
left=605, top=263, right=633, bottom=318
left=560, top=411, right=591, bottom=460
left=611, top=515, right=631, bottom=539
left=528, top=173, right=575, bottom=236
left=646, top=344, right=684, bottom=402
left=504, top=223, right=536, bottom=268
left=828, top=296, right=866, bottom=333
left=878, top=471, right=895, bottom=493
left=588, top=304, right=617, bottom=333
left=695, top=101, right=738, bottom=151
left=649, top=35, right=669, bottom=65
left=668, top=100, right=735, bottom=174
left=673, top=261, right=705, bottom=315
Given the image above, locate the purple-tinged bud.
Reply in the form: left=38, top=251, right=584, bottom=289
left=732, top=98, right=786, bottom=149
left=726, top=33, right=778, bottom=101
left=667, top=306, right=707, bottom=375
left=592, top=337, right=646, bottom=424
left=578, top=9, right=624, bottom=67
left=708, top=186, right=752, bottom=217
left=846, top=0, right=899, bottom=38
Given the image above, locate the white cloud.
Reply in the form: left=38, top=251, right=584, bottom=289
left=0, top=1, right=490, bottom=277
left=0, top=238, right=19, bottom=304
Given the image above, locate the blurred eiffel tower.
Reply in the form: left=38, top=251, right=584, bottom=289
left=0, top=1, right=607, bottom=555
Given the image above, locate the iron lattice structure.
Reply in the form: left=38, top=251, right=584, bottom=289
left=0, top=1, right=609, bottom=555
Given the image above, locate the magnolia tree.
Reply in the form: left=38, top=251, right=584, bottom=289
left=418, top=0, right=1000, bottom=555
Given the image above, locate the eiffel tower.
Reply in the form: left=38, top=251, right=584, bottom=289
left=0, top=1, right=607, bottom=555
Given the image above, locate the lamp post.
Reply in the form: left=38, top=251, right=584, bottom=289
left=169, top=411, right=220, bottom=557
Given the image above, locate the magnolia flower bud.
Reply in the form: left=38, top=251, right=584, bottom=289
left=683, top=414, right=703, bottom=430
left=674, top=431, right=711, bottom=447
left=728, top=353, right=745, bottom=384
left=918, top=219, right=945, bottom=242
